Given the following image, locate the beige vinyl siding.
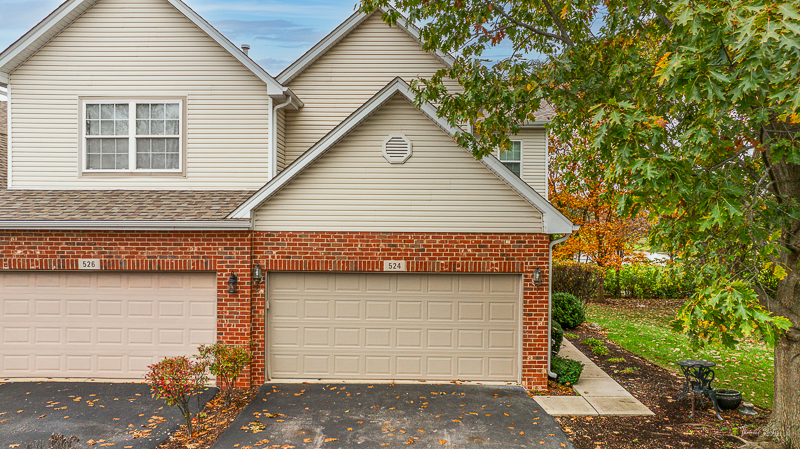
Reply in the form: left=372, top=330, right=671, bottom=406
left=283, top=12, right=458, bottom=166
left=515, top=128, right=548, bottom=198
left=254, top=95, right=543, bottom=233
left=276, top=107, right=286, bottom=172
left=8, top=0, right=270, bottom=190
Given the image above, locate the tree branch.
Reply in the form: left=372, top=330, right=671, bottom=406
left=540, top=0, right=576, bottom=46
left=486, top=1, right=569, bottom=45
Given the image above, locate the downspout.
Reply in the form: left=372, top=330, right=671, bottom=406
left=547, top=233, right=572, bottom=378
left=269, top=93, right=294, bottom=179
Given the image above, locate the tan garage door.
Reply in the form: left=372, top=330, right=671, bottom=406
left=0, top=271, right=216, bottom=379
left=268, top=272, right=520, bottom=381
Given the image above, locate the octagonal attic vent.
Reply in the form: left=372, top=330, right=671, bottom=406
left=382, top=134, right=412, bottom=164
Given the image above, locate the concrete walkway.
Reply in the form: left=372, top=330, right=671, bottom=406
left=533, top=340, right=654, bottom=416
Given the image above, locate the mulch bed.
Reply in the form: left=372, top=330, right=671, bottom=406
left=557, top=322, right=771, bottom=448
left=157, top=386, right=259, bottom=449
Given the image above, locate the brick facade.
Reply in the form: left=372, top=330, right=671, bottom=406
left=0, top=229, right=257, bottom=383
left=0, top=229, right=551, bottom=390
left=252, top=231, right=550, bottom=390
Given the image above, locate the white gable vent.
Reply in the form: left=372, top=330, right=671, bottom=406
left=382, top=134, right=413, bottom=164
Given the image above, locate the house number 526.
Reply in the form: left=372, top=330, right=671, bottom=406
left=79, top=259, right=101, bottom=270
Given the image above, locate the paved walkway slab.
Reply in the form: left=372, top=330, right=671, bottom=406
left=533, top=396, right=598, bottom=416
left=534, top=340, right=653, bottom=417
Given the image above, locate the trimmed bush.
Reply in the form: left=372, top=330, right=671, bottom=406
left=551, top=356, right=584, bottom=386
left=198, top=342, right=253, bottom=406
left=145, top=356, right=209, bottom=437
left=604, top=263, right=695, bottom=299
left=552, top=292, right=585, bottom=329
left=551, top=321, right=564, bottom=357
left=552, top=261, right=602, bottom=301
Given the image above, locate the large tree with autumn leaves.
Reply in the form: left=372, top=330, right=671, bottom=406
left=359, top=1, right=800, bottom=446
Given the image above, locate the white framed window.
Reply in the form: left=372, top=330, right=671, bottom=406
left=499, top=140, right=521, bottom=177
left=82, top=100, right=183, bottom=173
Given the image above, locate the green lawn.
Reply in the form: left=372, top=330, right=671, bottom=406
left=586, top=301, right=775, bottom=408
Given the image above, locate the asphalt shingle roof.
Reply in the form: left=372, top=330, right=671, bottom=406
left=0, top=105, right=255, bottom=222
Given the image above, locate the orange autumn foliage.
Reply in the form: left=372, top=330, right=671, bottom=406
left=548, top=134, right=647, bottom=270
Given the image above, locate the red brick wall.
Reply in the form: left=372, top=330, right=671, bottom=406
left=0, top=229, right=256, bottom=383
left=0, top=229, right=552, bottom=390
left=252, top=231, right=550, bottom=390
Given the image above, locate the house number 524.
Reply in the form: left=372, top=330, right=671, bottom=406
left=383, top=260, right=407, bottom=271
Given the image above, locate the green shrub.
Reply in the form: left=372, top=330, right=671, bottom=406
left=145, top=356, right=209, bottom=437
left=551, top=321, right=564, bottom=356
left=552, top=262, right=602, bottom=301
left=551, top=356, right=584, bottom=386
left=553, top=292, right=585, bottom=329
left=581, top=337, right=603, bottom=348
left=198, top=342, right=253, bottom=406
left=604, top=263, right=696, bottom=299
left=591, top=345, right=610, bottom=356
left=564, top=332, right=579, bottom=339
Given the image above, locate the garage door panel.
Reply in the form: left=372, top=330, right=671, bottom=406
left=0, top=271, right=216, bottom=379
left=269, top=273, right=520, bottom=381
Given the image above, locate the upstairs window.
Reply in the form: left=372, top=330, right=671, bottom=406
left=499, top=141, right=521, bottom=177
left=83, top=100, right=182, bottom=172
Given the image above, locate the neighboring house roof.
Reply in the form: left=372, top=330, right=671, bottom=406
left=0, top=189, right=254, bottom=229
left=229, top=77, right=574, bottom=234
left=277, top=8, right=455, bottom=85
left=0, top=0, right=288, bottom=98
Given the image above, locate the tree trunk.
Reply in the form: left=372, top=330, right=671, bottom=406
left=761, top=125, right=800, bottom=448
left=763, top=334, right=800, bottom=448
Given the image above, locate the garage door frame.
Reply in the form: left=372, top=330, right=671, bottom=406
left=0, top=270, right=218, bottom=380
left=265, top=271, right=524, bottom=383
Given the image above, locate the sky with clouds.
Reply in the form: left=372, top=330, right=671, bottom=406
left=0, top=0, right=518, bottom=97
left=0, top=0, right=361, bottom=75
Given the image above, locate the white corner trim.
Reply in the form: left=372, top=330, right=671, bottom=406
left=0, top=220, right=252, bottom=231
left=277, top=7, right=454, bottom=85
left=0, top=0, right=286, bottom=95
left=6, top=85, right=12, bottom=190
left=228, top=76, right=575, bottom=235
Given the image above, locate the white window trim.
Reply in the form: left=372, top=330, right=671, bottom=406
left=497, top=140, right=522, bottom=177
left=79, top=98, right=184, bottom=175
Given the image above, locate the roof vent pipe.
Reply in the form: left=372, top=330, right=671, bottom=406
left=241, top=44, right=250, bottom=56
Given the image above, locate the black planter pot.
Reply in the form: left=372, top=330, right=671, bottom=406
left=716, top=389, right=743, bottom=410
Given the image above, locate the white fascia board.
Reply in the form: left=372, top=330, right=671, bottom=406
left=0, top=220, right=252, bottom=231
left=0, top=0, right=88, bottom=72
left=0, top=0, right=286, bottom=96
left=277, top=7, right=454, bottom=85
left=479, top=155, right=574, bottom=234
left=229, top=78, right=422, bottom=219
left=520, top=120, right=550, bottom=128
left=229, top=76, right=574, bottom=235
left=166, top=0, right=284, bottom=95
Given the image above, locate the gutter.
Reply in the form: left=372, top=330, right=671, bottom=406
left=547, top=231, right=575, bottom=378
left=269, top=93, right=295, bottom=179
left=0, top=220, right=252, bottom=231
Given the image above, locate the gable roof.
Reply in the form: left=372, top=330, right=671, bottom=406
left=277, top=7, right=455, bottom=85
left=0, top=0, right=286, bottom=96
left=228, top=77, right=574, bottom=234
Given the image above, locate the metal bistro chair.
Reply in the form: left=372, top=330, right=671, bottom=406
left=677, top=360, right=723, bottom=420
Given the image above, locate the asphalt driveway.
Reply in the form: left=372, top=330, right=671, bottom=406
left=212, top=383, right=574, bottom=448
left=0, top=381, right=217, bottom=448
